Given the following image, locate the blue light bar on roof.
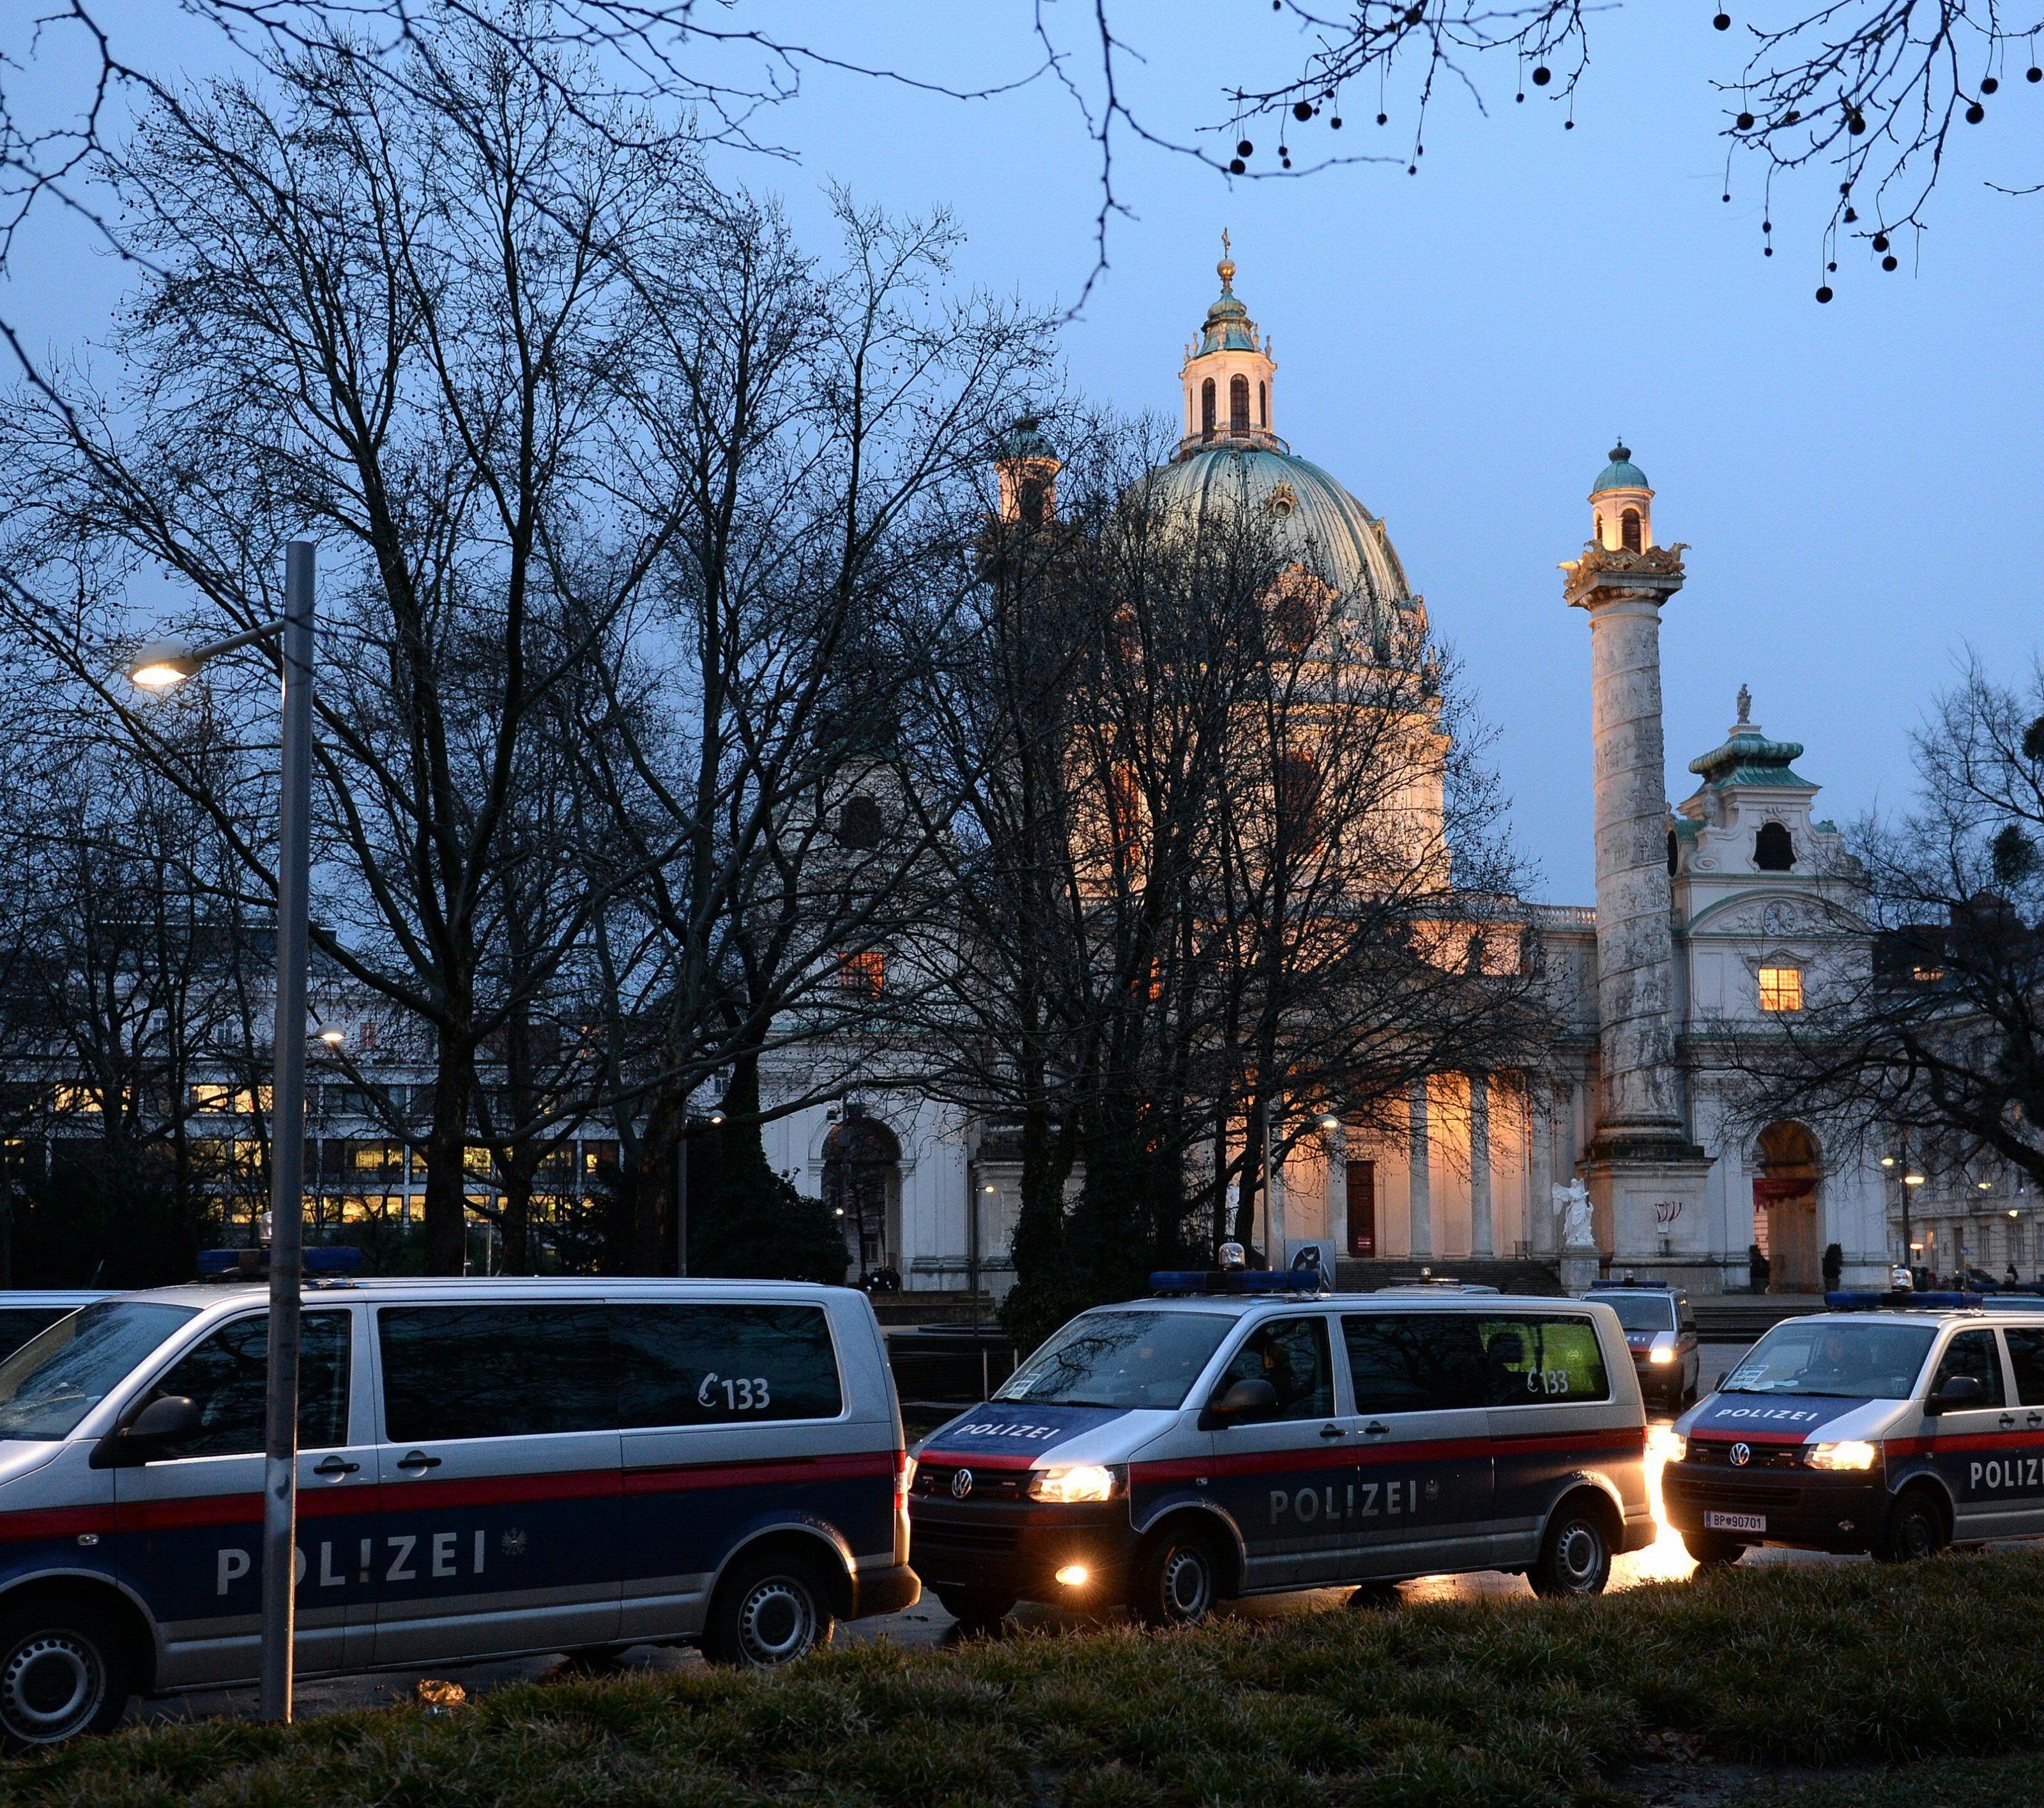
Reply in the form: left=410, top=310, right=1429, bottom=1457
left=1825, top=1289, right=1981, bottom=1311
left=199, top=1246, right=363, bottom=1279
left=1150, top=1269, right=1329, bottom=1296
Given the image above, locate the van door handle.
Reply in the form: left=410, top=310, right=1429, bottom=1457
left=313, top=1455, right=360, bottom=1476
left=1319, top=1424, right=1346, bottom=1439
left=2001, top=1414, right=2017, bottom=1431
left=2029, top=1412, right=2041, bottom=1429
left=395, top=1450, right=442, bottom=1472
left=1362, top=1421, right=1389, bottom=1437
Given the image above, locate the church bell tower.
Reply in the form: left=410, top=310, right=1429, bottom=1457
left=1562, top=444, right=1711, bottom=1266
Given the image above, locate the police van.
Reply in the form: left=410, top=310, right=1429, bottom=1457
left=1585, top=1278, right=1700, bottom=1412
left=908, top=1272, right=1652, bottom=1629
left=0, top=1276, right=916, bottom=1747
left=1665, top=1294, right=2044, bottom=1566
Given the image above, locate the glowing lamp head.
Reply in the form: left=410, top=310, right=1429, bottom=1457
left=1053, top=1563, right=1090, bottom=1588
left=1904, top=1172, right=1926, bottom=1188
left=128, top=640, right=199, bottom=689
left=316, top=1025, right=346, bottom=1047
left=1319, top=1114, right=1340, bottom=1131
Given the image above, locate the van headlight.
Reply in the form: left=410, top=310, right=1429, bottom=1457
left=1648, top=1345, right=1676, bottom=1365
left=1805, top=1440, right=1879, bottom=1471
left=1027, top=1464, right=1120, bottom=1503
left=1668, top=1432, right=1688, bottom=1462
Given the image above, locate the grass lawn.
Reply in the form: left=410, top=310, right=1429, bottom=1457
left=8, top=1552, right=2044, bottom=1805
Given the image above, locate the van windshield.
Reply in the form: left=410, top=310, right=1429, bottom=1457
left=1603, top=1294, right=1677, bottom=1333
left=0, top=1301, right=199, bottom=1441
left=1720, top=1319, right=1935, bottom=1400
left=995, top=1310, right=1235, bottom=1411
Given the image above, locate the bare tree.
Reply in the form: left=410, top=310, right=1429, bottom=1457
left=1722, top=660, right=2044, bottom=1190
left=902, top=417, right=1552, bottom=1336
left=0, top=26, right=724, bottom=1269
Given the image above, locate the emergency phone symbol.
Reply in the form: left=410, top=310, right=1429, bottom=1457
left=697, top=1373, right=721, bottom=1408
left=951, top=1468, right=974, bottom=1499
left=1730, top=1443, right=1751, bottom=1466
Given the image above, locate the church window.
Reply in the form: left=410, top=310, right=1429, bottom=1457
left=837, top=795, right=885, bottom=850
left=1201, top=378, right=1216, bottom=438
left=1275, top=751, right=1323, bottom=851
left=1019, top=474, right=1048, bottom=526
left=1666, top=829, right=1679, bottom=875
left=1754, top=820, right=1795, bottom=870
left=1758, top=965, right=1803, bottom=1012
left=1258, top=381, right=1268, bottom=427
left=1230, top=375, right=1251, bottom=435
left=839, top=950, right=886, bottom=996
left=1621, top=508, right=1642, bottom=553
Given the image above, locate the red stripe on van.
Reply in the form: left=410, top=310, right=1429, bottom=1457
left=0, top=1504, right=116, bottom=1545
left=1132, top=1424, right=1645, bottom=1487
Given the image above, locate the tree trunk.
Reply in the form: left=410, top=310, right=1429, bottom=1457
left=422, top=1031, right=475, bottom=1275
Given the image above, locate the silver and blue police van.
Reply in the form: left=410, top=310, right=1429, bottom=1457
left=1584, top=1278, right=1700, bottom=1412
left=1665, top=1291, right=2044, bottom=1566
left=908, top=1269, right=1652, bottom=1628
left=0, top=1275, right=916, bottom=1747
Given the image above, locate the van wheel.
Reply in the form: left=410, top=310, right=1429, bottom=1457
left=1877, top=1488, right=1947, bottom=1563
left=934, top=1588, right=1014, bottom=1633
left=1129, top=1525, right=1221, bottom=1627
left=0, top=1597, right=131, bottom=1751
left=1529, top=1499, right=1613, bottom=1598
left=701, top=1552, right=835, bottom=1667
left=1680, top=1530, right=1745, bottom=1568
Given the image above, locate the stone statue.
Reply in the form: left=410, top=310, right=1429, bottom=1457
left=1553, top=1179, right=1594, bottom=1250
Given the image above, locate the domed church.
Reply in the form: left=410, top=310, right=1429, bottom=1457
left=760, top=242, right=1897, bottom=1297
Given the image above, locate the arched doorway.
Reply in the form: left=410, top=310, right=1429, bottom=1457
left=1753, top=1121, right=1822, bottom=1292
left=822, top=1107, right=902, bottom=1280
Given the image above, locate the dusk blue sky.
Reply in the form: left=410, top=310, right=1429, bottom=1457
left=6, top=2, right=2039, bottom=901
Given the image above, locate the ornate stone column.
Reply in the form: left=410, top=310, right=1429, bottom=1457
left=1562, top=527, right=1711, bottom=1268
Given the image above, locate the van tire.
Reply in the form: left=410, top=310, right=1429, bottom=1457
left=1680, top=1529, right=1745, bottom=1568
left=1128, top=1524, right=1222, bottom=1627
left=1529, top=1497, right=1614, bottom=1598
left=933, top=1588, right=1014, bottom=1633
left=1876, top=1487, right=1947, bottom=1563
left=0, top=1595, right=132, bottom=1751
left=700, top=1551, right=835, bottom=1667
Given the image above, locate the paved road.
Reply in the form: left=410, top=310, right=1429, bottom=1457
left=125, top=1343, right=1911, bottom=1731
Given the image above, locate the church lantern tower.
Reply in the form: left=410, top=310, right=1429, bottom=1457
left=1176, top=232, right=1285, bottom=459
left=995, top=417, right=1061, bottom=526
left=1589, top=443, right=1654, bottom=554
left=1560, top=443, right=1710, bottom=1263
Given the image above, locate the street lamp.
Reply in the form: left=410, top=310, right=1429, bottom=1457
left=128, top=542, right=315, bottom=1725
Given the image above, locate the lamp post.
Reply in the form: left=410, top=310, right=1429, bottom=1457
left=130, top=542, right=316, bottom=1723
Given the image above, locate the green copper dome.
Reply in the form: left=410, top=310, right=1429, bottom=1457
left=1135, top=445, right=1414, bottom=627
left=1592, top=441, right=1650, bottom=493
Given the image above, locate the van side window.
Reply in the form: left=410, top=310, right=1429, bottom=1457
left=142, top=1311, right=351, bottom=1459
left=1342, top=1314, right=1483, bottom=1413
left=380, top=1305, right=613, bottom=1441
left=2005, top=1328, right=2044, bottom=1406
left=1479, top=1315, right=1610, bottom=1405
left=1217, top=1317, right=1332, bottom=1421
left=613, top=1305, right=842, bottom=1426
left=1930, top=1328, right=2005, bottom=1407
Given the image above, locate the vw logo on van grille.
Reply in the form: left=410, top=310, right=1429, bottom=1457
left=950, top=1467, right=974, bottom=1499
left=1730, top=1443, right=1751, bottom=1467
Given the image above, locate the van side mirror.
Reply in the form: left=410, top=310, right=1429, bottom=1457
left=1927, top=1374, right=1988, bottom=1413
left=91, top=1395, right=201, bottom=1469
left=1201, top=1377, right=1278, bottom=1429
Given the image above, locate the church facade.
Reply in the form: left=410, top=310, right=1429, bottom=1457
left=760, top=249, right=1899, bottom=1296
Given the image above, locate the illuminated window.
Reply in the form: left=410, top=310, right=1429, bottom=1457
left=1201, top=378, right=1216, bottom=438
left=1230, top=374, right=1250, bottom=435
left=1758, top=965, right=1804, bottom=1013
left=839, top=950, right=886, bottom=997
left=1621, top=508, right=1642, bottom=553
left=1912, top=965, right=1946, bottom=984
left=190, top=1084, right=273, bottom=1115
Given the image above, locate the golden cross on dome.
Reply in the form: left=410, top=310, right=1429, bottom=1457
left=1218, top=227, right=1234, bottom=287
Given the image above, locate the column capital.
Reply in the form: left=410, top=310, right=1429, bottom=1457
left=1560, top=540, right=1688, bottom=611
